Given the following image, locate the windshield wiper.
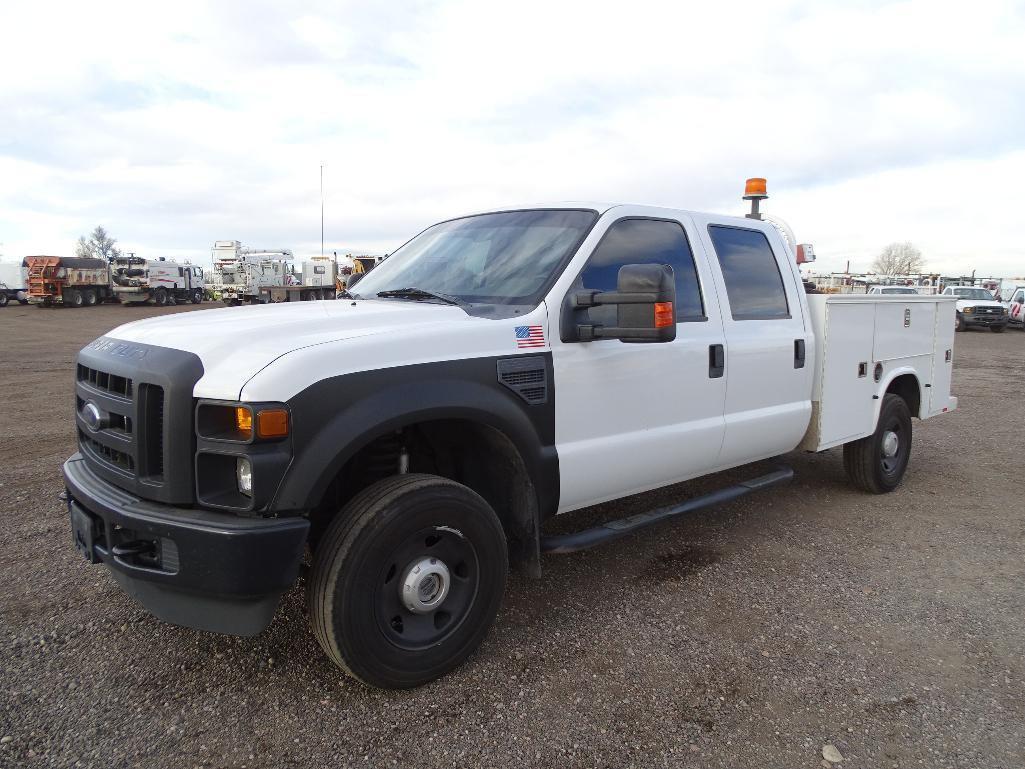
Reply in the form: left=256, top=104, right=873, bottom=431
left=375, top=287, right=465, bottom=306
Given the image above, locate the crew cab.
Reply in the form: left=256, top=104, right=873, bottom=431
left=63, top=189, right=958, bottom=688
left=943, top=285, right=1008, bottom=332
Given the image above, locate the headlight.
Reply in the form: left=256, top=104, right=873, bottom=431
left=963, top=307, right=974, bottom=314
left=237, top=457, right=253, bottom=496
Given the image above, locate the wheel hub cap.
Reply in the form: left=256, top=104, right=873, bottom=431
left=400, top=557, right=450, bottom=614
left=882, top=430, right=899, bottom=458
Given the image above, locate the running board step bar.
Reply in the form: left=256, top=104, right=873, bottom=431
left=540, top=466, right=794, bottom=554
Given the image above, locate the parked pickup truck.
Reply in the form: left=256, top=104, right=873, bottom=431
left=63, top=193, right=958, bottom=688
left=943, top=286, right=1008, bottom=332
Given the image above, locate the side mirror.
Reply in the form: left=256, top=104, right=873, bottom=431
left=563, top=263, right=677, bottom=343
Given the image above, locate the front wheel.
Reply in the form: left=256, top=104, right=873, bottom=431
left=954, top=314, right=965, bottom=332
left=154, top=288, right=168, bottom=306
left=843, top=393, right=912, bottom=493
left=0, top=293, right=8, bottom=307
left=192, top=289, right=203, bottom=304
left=991, top=325, right=1006, bottom=333
left=308, top=474, right=508, bottom=689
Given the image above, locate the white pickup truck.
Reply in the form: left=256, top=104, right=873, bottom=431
left=943, top=285, right=1009, bottom=332
left=63, top=191, right=958, bottom=688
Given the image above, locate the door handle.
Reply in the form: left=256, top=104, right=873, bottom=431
left=709, top=344, right=725, bottom=378
left=794, top=339, right=806, bottom=369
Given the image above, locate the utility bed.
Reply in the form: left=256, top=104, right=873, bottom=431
left=801, top=294, right=958, bottom=452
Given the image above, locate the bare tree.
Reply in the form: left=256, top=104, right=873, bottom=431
left=872, top=241, right=924, bottom=275
left=75, top=226, right=122, bottom=262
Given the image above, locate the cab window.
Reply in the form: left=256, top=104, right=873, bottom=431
left=708, top=225, right=790, bottom=320
left=578, top=218, right=704, bottom=326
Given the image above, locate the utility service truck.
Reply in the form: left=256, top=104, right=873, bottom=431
left=211, top=240, right=293, bottom=305
left=24, top=256, right=112, bottom=307
left=258, top=256, right=338, bottom=302
left=112, top=255, right=205, bottom=306
left=63, top=180, right=958, bottom=689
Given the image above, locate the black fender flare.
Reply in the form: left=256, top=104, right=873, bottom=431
left=273, top=361, right=559, bottom=520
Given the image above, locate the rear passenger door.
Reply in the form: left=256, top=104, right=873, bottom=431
left=552, top=214, right=728, bottom=512
left=698, top=221, right=813, bottom=466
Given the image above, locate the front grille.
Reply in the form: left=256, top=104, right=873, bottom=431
left=78, top=365, right=132, bottom=398
left=76, top=366, right=164, bottom=483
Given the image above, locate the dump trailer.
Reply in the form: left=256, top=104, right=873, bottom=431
left=23, top=256, right=112, bottom=308
left=112, top=255, right=205, bottom=306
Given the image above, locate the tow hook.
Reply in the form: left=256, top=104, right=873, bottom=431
left=111, top=540, right=156, bottom=559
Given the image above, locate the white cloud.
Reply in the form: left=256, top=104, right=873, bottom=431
left=0, top=0, right=1022, bottom=275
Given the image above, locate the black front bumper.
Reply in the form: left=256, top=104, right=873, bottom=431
left=961, top=313, right=1007, bottom=327
left=63, top=453, right=309, bottom=636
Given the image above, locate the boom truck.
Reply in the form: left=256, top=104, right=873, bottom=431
left=63, top=179, right=958, bottom=689
left=111, top=255, right=205, bottom=306
left=210, top=240, right=294, bottom=305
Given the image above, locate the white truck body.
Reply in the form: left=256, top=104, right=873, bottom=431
left=111, top=257, right=205, bottom=305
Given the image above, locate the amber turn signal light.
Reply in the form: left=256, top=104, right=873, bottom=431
left=256, top=408, right=289, bottom=439
left=654, top=302, right=674, bottom=329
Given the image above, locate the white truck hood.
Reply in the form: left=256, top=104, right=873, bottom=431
left=106, top=300, right=470, bottom=398
left=954, top=298, right=1003, bottom=310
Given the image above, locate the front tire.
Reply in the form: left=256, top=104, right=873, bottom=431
left=192, top=289, right=203, bottom=304
left=154, top=288, right=168, bottom=306
left=991, top=325, right=1006, bottom=333
left=954, top=314, right=965, bottom=332
left=308, top=474, right=508, bottom=689
left=843, top=393, right=912, bottom=493
left=0, top=293, right=8, bottom=307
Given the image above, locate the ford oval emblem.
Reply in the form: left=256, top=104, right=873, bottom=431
left=81, top=402, right=104, bottom=432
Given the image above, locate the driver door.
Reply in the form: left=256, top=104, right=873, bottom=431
left=551, top=214, right=728, bottom=513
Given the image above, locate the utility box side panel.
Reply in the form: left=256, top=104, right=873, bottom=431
left=815, top=300, right=878, bottom=448
left=873, top=300, right=937, bottom=361
left=929, top=301, right=958, bottom=416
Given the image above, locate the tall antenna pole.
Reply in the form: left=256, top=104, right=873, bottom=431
left=320, top=164, right=324, bottom=258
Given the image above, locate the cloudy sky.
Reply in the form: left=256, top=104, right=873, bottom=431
left=1, top=0, right=1023, bottom=277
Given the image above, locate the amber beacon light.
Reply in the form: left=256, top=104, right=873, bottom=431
left=743, top=177, right=768, bottom=219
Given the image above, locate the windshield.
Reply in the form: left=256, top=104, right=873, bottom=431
left=952, top=288, right=993, bottom=300
left=352, top=209, right=598, bottom=311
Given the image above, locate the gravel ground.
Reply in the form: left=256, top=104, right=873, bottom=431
left=1, top=302, right=1023, bottom=769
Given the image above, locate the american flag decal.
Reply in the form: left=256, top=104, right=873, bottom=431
left=514, top=325, right=545, bottom=348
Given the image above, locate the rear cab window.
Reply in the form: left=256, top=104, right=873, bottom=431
left=707, top=225, right=790, bottom=320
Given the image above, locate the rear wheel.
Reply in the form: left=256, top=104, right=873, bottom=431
left=192, top=289, right=203, bottom=304
left=0, top=293, right=8, bottom=307
left=843, top=393, right=912, bottom=493
left=64, top=289, right=83, bottom=308
left=308, top=474, right=508, bottom=689
left=82, top=288, right=97, bottom=306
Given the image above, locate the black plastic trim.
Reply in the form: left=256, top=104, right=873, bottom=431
left=63, top=454, right=308, bottom=635
left=278, top=354, right=559, bottom=519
